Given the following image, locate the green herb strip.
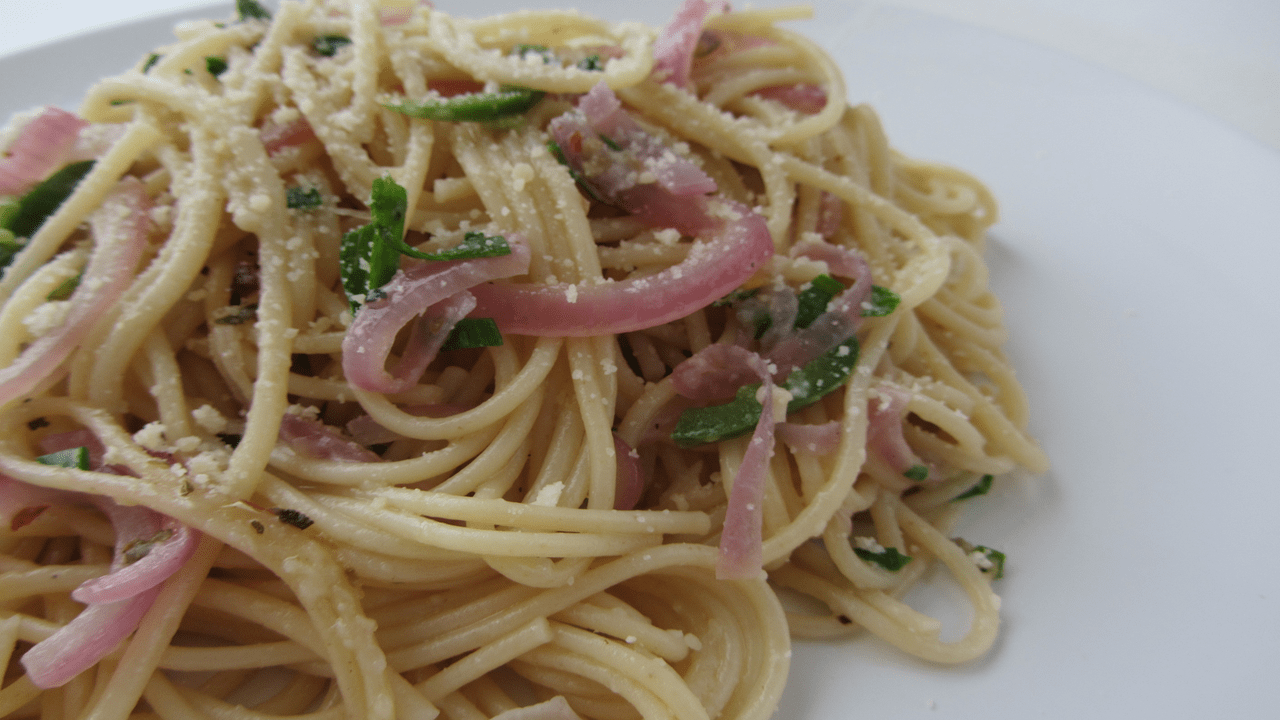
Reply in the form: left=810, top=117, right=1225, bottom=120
left=46, top=274, right=82, bottom=301
left=286, top=186, right=323, bottom=209
left=671, top=336, right=860, bottom=447
left=442, top=317, right=504, bottom=350
left=854, top=546, right=912, bottom=571
left=340, top=177, right=512, bottom=311
left=237, top=0, right=272, bottom=22
left=142, top=53, right=162, bottom=73
left=862, top=284, right=901, bottom=317
left=311, top=34, right=351, bottom=57
left=546, top=140, right=608, bottom=205
left=903, top=464, right=929, bottom=482
left=793, top=274, right=844, bottom=328
left=387, top=87, right=545, bottom=123
left=205, top=56, right=229, bottom=78
left=3, top=160, right=95, bottom=240
left=36, top=446, right=91, bottom=471
left=953, top=474, right=994, bottom=501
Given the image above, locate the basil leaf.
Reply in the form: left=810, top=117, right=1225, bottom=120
left=36, top=446, right=91, bottom=471
left=3, top=160, right=95, bottom=239
left=953, top=474, right=993, bottom=501
left=782, top=336, right=860, bottom=411
left=671, top=336, right=861, bottom=447
left=793, top=274, right=844, bottom=329
left=388, top=87, right=545, bottom=123
left=397, top=231, right=511, bottom=262
left=237, top=0, right=272, bottom=21
left=903, top=464, right=929, bottom=482
left=854, top=545, right=912, bottom=571
left=577, top=54, right=604, bottom=71
left=46, top=273, right=82, bottom=301
left=311, top=34, right=351, bottom=57
left=513, top=44, right=554, bottom=63
left=0, top=233, right=22, bottom=269
left=442, top=317, right=504, bottom=350
left=974, top=545, right=1005, bottom=579
left=671, top=385, right=763, bottom=448
left=547, top=140, right=608, bottom=204
left=206, top=56, right=228, bottom=78
left=286, top=186, right=323, bottom=209
left=862, top=284, right=900, bottom=317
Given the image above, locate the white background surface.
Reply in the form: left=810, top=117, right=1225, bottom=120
left=1, top=0, right=1278, bottom=150
left=0, top=1, right=1278, bottom=719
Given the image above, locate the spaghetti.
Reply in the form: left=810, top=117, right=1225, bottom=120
left=0, top=1, right=1048, bottom=718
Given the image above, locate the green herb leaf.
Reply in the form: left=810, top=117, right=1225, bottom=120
left=671, top=336, right=861, bottom=447
left=974, top=545, right=1005, bottom=579
left=36, top=446, right=90, bottom=471
left=903, top=464, right=929, bottom=481
left=598, top=133, right=622, bottom=151
left=793, top=274, right=844, bottom=329
left=862, top=284, right=901, bottom=317
left=46, top=273, right=82, bottom=301
left=712, top=287, right=760, bottom=307
left=398, top=231, right=511, bottom=262
left=205, top=56, right=228, bottom=78
left=671, top=384, right=764, bottom=448
left=0, top=232, right=21, bottom=269
left=854, top=545, right=912, bottom=571
left=142, top=53, right=161, bottom=73
left=236, top=0, right=272, bottom=22
left=513, top=44, right=554, bottom=63
left=546, top=140, right=608, bottom=204
left=311, top=34, right=351, bottom=57
left=442, top=317, right=504, bottom=350
left=953, top=474, right=993, bottom=501
left=286, top=186, right=323, bottom=210
left=3, top=160, right=95, bottom=240
left=388, top=87, right=545, bottom=123
left=577, top=54, right=604, bottom=71
left=215, top=304, right=258, bottom=325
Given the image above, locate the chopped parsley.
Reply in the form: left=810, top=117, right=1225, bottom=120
left=311, top=34, right=351, bottom=57
left=205, top=56, right=229, bottom=78
left=953, top=474, right=993, bottom=501
left=671, top=336, right=860, bottom=447
left=286, top=186, right=323, bottom=210
left=387, top=86, right=545, bottom=123
left=36, top=446, right=91, bottom=471
left=142, top=53, right=162, bottom=73
left=793, top=274, right=844, bottom=329
left=236, top=0, right=272, bottom=22
left=956, top=538, right=1005, bottom=579
left=46, top=273, right=81, bottom=301
left=512, top=44, right=554, bottom=63
left=862, top=285, right=901, bottom=317
left=340, top=177, right=512, bottom=312
left=2, top=160, right=95, bottom=241
left=442, top=317, right=504, bottom=350
left=903, top=464, right=929, bottom=482
left=546, top=139, right=608, bottom=204
left=853, top=544, right=912, bottom=571
left=577, top=54, right=604, bottom=71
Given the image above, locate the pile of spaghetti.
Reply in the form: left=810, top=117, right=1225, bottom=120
left=0, top=0, right=1048, bottom=718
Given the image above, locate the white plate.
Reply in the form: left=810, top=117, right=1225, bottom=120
left=3, top=2, right=1278, bottom=718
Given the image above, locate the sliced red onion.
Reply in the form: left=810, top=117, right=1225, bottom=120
left=491, top=697, right=583, bottom=720
left=72, top=517, right=196, bottom=605
left=0, top=177, right=151, bottom=407
left=279, top=413, right=381, bottom=463
left=0, top=107, right=87, bottom=196
left=38, top=429, right=106, bottom=466
left=552, top=82, right=718, bottom=234
left=613, top=434, right=643, bottom=511
left=866, top=383, right=925, bottom=475
left=815, top=190, right=843, bottom=241
left=750, top=84, right=828, bottom=114
left=21, top=585, right=162, bottom=689
left=671, top=342, right=766, bottom=401
left=470, top=201, right=770, bottom=337
left=380, top=0, right=433, bottom=26
left=427, top=79, right=485, bottom=98
left=763, top=242, right=873, bottom=377
left=259, top=117, right=317, bottom=155
left=652, top=0, right=729, bottom=88
left=776, top=420, right=841, bottom=455
left=712, top=347, right=776, bottom=580
left=342, top=238, right=531, bottom=393
left=0, top=474, right=66, bottom=531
